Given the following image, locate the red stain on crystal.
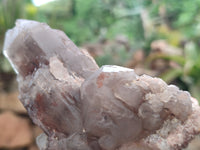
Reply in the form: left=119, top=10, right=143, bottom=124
left=96, top=73, right=108, bottom=88
left=35, top=93, right=45, bottom=115
left=51, top=101, right=58, bottom=107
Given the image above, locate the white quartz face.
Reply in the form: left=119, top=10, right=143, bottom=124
left=102, top=65, right=133, bottom=73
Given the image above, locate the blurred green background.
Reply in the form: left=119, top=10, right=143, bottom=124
left=0, top=0, right=200, bottom=149
left=1, top=0, right=200, bottom=99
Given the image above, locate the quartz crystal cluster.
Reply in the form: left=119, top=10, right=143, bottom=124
left=3, top=19, right=200, bottom=150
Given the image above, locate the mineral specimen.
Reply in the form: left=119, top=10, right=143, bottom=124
left=3, top=19, right=200, bottom=150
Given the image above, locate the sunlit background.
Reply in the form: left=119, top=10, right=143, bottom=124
left=32, top=0, right=56, bottom=6
left=0, top=0, right=200, bottom=149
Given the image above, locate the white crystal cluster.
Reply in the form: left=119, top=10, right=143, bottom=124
left=81, top=65, right=192, bottom=149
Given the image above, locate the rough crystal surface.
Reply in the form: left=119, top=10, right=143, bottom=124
left=3, top=19, right=200, bottom=150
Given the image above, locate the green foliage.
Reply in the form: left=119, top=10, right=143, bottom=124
left=96, top=46, right=130, bottom=66
left=36, top=0, right=148, bottom=45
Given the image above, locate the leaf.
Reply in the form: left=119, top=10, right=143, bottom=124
left=190, top=83, right=200, bottom=101
left=146, top=53, right=185, bottom=66
left=160, top=68, right=183, bottom=83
